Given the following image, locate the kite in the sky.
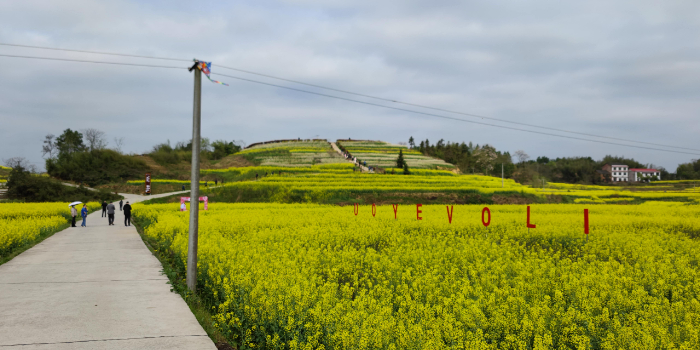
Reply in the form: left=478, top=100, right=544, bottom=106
left=192, top=60, right=229, bottom=86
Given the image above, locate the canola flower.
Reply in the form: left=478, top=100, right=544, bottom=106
left=203, top=169, right=700, bottom=203
left=0, top=202, right=102, bottom=258
left=135, top=202, right=700, bottom=349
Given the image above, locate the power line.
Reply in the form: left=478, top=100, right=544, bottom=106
left=1, top=42, right=697, bottom=152
left=0, top=54, right=186, bottom=69
left=214, top=66, right=700, bottom=152
left=213, top=72, right=700, bottom=157
left=0, top=43, right=189, bottom=62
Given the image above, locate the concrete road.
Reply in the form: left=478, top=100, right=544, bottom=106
left=0, top=191, right=217, bottom=349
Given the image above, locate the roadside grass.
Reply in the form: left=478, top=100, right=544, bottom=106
left=132, top=217, right=235, bottom=350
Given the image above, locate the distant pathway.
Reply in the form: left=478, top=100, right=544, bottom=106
left=0, top=190, right=216, bottom=349
left=330, top=142, right=368, bottom=172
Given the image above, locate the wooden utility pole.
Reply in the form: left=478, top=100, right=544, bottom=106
left=186, top=62, right=202, bottom=292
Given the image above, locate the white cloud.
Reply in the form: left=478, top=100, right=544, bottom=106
left=1, top=0, right=699, bottom=171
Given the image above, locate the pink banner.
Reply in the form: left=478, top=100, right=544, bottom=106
left=180, top=196, right=208, bottom=211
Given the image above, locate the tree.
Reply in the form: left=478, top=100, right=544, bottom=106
left=474, top=145, right=498, bottom=174
left=396, top=149, right=406, bottom=168
left=82, top=128, right=107, bottom=151
left=600, top=155, right=645, bottom=169
left=676, top=159, right=700, bottom=180
left=211, top=140, right=242, bottom=160
left=408, top=136, right=415, bottom=149
left=113, top=137, right=125, bottom=154
left=536, top=156, right=550, bottom=164
left=201, top=138, right=212, bottom=153
left=42, top=134, right=58, bottom=159
left=4, top=157, right=36, bottom=173
left=403, top=162, right=410, bottom=175
left=55, top=129, right=86, bottom=156
left=514, top=150, right=529, bottom=164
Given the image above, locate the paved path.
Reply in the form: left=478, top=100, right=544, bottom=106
left=0, top=191, right=216, bottom=349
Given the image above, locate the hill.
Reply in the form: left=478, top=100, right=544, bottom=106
left=238, top=139, right=346, bottom=166
left=336, top=140, right=454, bottom=170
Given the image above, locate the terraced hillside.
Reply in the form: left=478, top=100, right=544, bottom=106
left=238, top=140, right=346, bottom=166
left=336, top=140, right=454, bottom=170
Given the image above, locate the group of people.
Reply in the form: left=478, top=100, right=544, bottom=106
left=254, top=171, right=282, bottom=180
left=343, top=152, right=374, bottom=173
left=343, top=152, right=356, bottom=163
left=70, top=199, right=132, bottom=227
left=70, top=204, right=89, bottom=227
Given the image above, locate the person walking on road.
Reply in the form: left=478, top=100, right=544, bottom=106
left=119, top=199, right=123, bottom=211
left=107, top=202, right=116, bottom=225
left=101, top=201, right=107, bottom=217
left=80, top=204, right=88, bottom=227
left=70, top=205, right=77, bottom=227
left=123, top=201, right=132, bottom=226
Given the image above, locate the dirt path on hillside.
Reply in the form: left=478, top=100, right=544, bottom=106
left=330, top=142, right=368, bottom=172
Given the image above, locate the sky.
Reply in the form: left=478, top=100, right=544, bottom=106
left=1, top=0, right=699, bottom=172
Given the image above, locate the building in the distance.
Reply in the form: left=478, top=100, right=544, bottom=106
left=630, top=168, right=660, bottom=182
left=601, top=164, right=629, bottom=182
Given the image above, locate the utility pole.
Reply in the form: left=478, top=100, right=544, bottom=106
left=186, top=62, right=202, bottom=292
left=501, top=163, right=504, bottom=188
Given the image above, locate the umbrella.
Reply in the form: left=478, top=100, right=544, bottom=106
left=68, top=201, right=82, bottom=207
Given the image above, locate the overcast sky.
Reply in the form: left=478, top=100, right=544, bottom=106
left=1, top=0, right=699, bottom=172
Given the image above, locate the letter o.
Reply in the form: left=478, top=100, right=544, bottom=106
left=482, top=207, right=491, bottom=227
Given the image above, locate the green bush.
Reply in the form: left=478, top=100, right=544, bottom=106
left=7, top=166, right=121, bottom=202
left=46, top=149, right=148, bottom=187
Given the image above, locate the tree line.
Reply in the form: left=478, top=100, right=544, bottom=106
left=407, top=136, right=699, bottom=184
left=408, top=136, right=516, bottom=177
left=149, top=138, right=243, bottom=166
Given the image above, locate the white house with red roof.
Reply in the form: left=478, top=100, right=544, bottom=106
left=630, top=168, right=660, bottom=182
left=601, top=164, right=629, bottom=182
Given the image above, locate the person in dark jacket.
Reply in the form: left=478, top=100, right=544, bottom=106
left=107, top=202, right=116, bottom=225
left=101, top=201, right=107, bottom=217
left=119, top=199, right=123, bottom=211
left=123, top=201, right=132, bottom=226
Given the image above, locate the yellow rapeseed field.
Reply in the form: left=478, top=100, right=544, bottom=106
left=134, top=202, right=700, bottom=349
left=0, top=202, right=101, bottom=258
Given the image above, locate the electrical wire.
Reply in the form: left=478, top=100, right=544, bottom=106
left=213, top=65, right=700, bottom=152
left=213, top=72, right=700, bottom=157
left=0, top=43, right=189, bottom=62
left=1, top=42, right=697, bottom=152
left=0, top=54, right=186, bottom=69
